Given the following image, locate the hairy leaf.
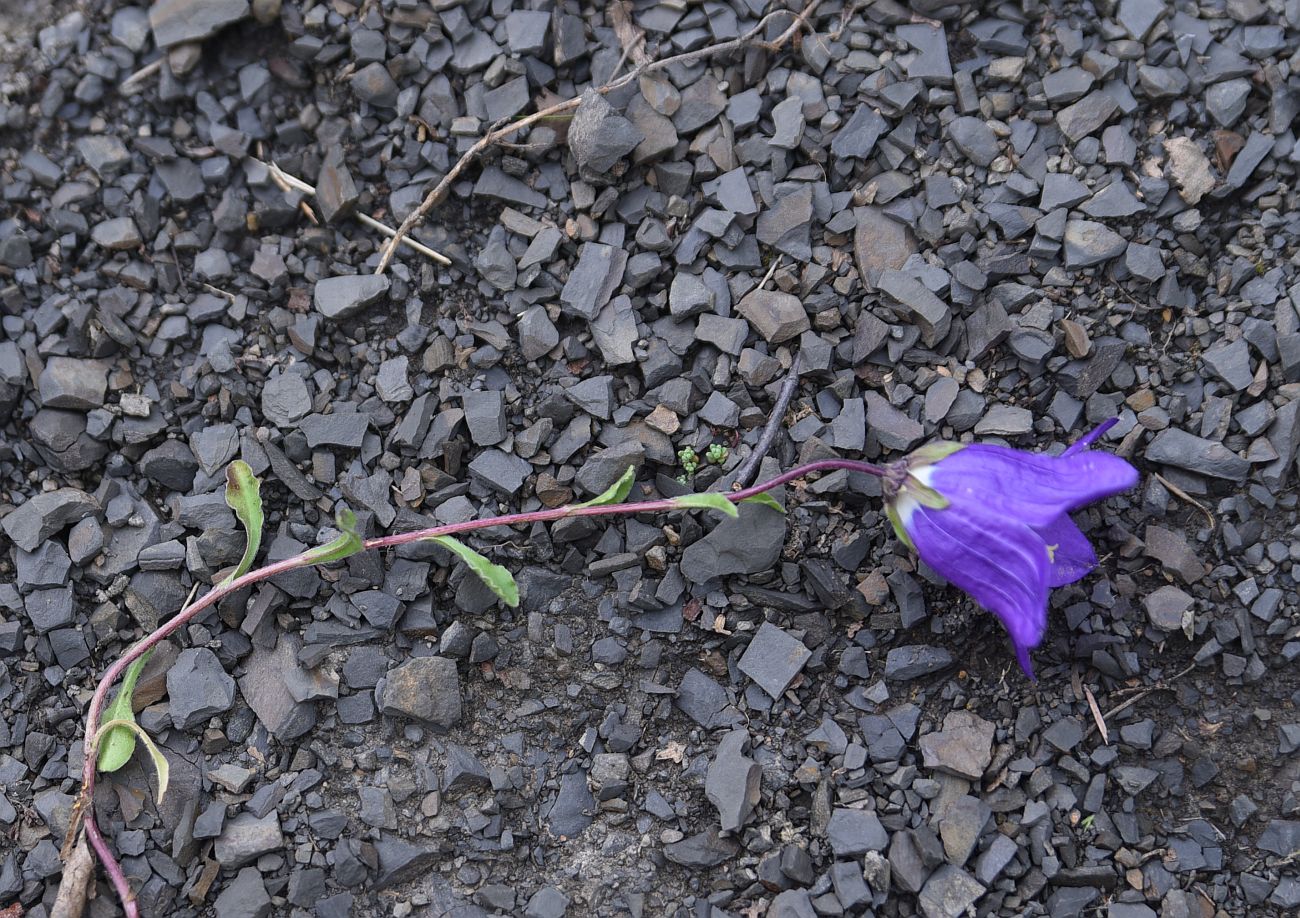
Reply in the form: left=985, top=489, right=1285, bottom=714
left=97, top=717, right=169, bottom=803
left=303, top=508, right=364, bottom=566
left=96, top=648, right=154, bottom=773
left=741, top=492, right=785, bottom=513
left=223, top=460, right=264, bottom=584
left=670, top=492, right=740, bottom=518
left=573, top=466, right=636, bottom=509
left=431, top=536, right=520, bottom=607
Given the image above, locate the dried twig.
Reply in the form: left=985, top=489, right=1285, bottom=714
left=1084, top=662, right=1196, bottom=739
left=1154, top=472, right=1216, bottom=531
left=609, top=1, right=652, bottom=68
left=120, top=59, right=162, bottom=94
left=50, top=833, right=94, bottom=918
left=375, top=0, right=825, bottom=274
left=263, top=160, right=452, bottom=267
left=733, top=351, right=802, bottom=489
left=1083, top=684, right=1109, bottom=744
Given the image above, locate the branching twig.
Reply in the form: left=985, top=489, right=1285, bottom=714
left=264, top=161, right=452, bottom=267
left=1084, top=662, right=1196, bottom=739
left=733, top=351, right=802, bottom=489
left=374, top=0, right=825, bottom=274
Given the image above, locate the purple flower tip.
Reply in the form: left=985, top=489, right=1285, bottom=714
left=883, top=420, right=1138, bottom=679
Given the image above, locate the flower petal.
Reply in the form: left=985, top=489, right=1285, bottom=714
left=1032, top=515, right=1098, bottom=588
left=1061, top=418, right=1119, bottom=458
left=928, top=445, right=1139, bottom=526
left=906, top=504, right=1049, bottom=679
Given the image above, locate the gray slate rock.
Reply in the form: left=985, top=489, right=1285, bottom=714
left=3, top=489, right=98, bottom=552
left=150, top=0, right=249, bottom=48
left=167, top=648, right=236, bottom=730
left=865, top=392, right=924, bottom=451
left=663, top=829, right=738, bottom=867
left=314, top=274, right=390, bottom=320
left=381, top=656, right=461, bottom=727
left=1063, top=220, right=1126, bottom=267
left=575, top=440, right=645, bottom=496
left=317, top=144, right=359, bottom=223
left=568, top=90, right=643, bottom=173
left=738, top=622, right=811, bottom=699
left=918, top=711, right=995, bottom=780
left=736, top=289, right=809, bottom=343
left=878, top=270, right=951, bottom=346
left=239, top=634, right=318, bottom=740
left=948, top=116, right=999, bottom=166
left=827, top=808, right=889, bottom=856
left=885, top=645, right=953, bottom=679
left=705, top=730, right=761, bottom=832
left=1056, top=91, right=1119, bottom=141
left=919, top=865, right=986, bottom=918
left=351, top=62, right=399, bottom=107
left=213, top=867, right=271, bottom=918
left=38, top=358, right=107, bottom=410
left=680, top=503, right=786, bottom=583
left=1201, top=339, right=1253, bottom=391
left=756, top=185, right=814, bottom=261
left=560, top=243, right=626, bottom=320
left=1146, top=428, right=1249, bottom=481
left=262, top=373, right=311, bottom=426
left=469, top=449, right=533, bottom=496
left=214, top=812, right=282, bottom=867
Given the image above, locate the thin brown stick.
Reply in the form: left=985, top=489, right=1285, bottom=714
left=375, top=0, right=825, bottom=274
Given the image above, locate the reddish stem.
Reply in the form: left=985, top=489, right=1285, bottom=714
left=75, top=458, right=884, bottom=910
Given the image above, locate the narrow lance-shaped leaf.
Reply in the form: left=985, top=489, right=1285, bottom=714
left=741, top=492, right=785, bottom=513
left=430, top=535, right=520, bottom=607
left=96, top=648, right=154, bottom=773
left=572, top=466, right=636, bottom=509
left=669, top=492, right=740, bottom=518
left=223, top=460, right=264, bottom=584
left=302, top=508, right=364, bottom=566
left=96, top=717, right=170, bottom=803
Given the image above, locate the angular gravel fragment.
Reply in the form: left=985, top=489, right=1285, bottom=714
left=381, top=657, right=462, bottom=727
left=314, top=274, right=390, bottom=320
left=167, top=648, right=236, bottom=730
left=705, top=730, right=761, bottom=832
left=736, top=289, right=809, bottom=343
left=738, top=623, right=812, bottom=699
left=150, top=0, right=249, bottom=48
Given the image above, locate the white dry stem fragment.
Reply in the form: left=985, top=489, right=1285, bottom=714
left=50, top=832, right=95, bottom=918
left=263, top=160, right=452, bottom=267
left=120, top=59, right=163, bottom=95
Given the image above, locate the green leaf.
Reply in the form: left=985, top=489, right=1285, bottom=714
left=223, top=460, right=264, bottom=584
left=430, top=536, right=519, bottom=607
left=96, top=717, right=169, bottom=804
left=669, top=492, right=739, bottom=518
left=573, top=466, right=636, bottom=509
left=96, top=649, right=154, bottom=773
left=302, top=508, right=364, bottom=566
left=741, top=492, right=785, bottom=513
left=885, top=503, right=915, bottom=552
left=907, top=441, right=964, bottom=466
left=907, top=476, right=950, bottom=510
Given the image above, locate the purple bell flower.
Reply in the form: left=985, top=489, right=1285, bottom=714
left=882, top=419, right=1139, bottom=679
